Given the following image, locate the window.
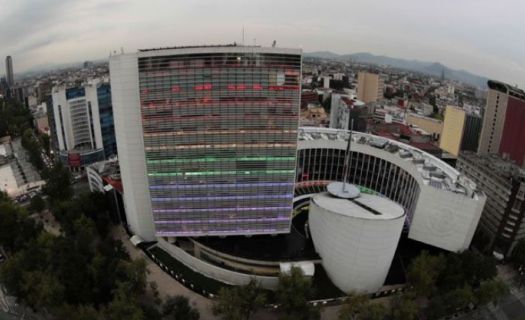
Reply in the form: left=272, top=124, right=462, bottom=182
left=512, top=199, right=522, bottom=211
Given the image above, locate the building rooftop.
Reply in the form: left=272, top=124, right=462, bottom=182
left=313, top=192, right=405, bottom=220
left=138, top=43, right=253, bottom=52
left=129, top=45, right=302, bottom=58
left=298, top=127, right=479, bottom=197
left=88, top=158, right=123, bottom=193
left=368, top=122, right=441, bottom=155
left=488, top=80, right=525, bottom=101
left=340, top=96, right=366, bottom=108
left=0, top=164, right=18, bottom=195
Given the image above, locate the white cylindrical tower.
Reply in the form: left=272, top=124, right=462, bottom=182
left=309, top=189, right=405, bottom=293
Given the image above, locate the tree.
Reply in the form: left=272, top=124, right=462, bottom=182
left=0, top=170, right=160, bottom=320
left=75, top=192, right=113, bottom=237
left=0, top=190, right=9, bottom=202
left=438, top=251, right=496, bottom=291
left=425, top=296, right=447, bottom=320
left=458, top=251, right=497, bottom=285
left=339, top=294, right=387, bottom=320
left=213, top=280, right=266, bottom=320
left=21, top=128, right=44, bottom=171
left=50, top=238, right=96, bottom=305
left=444, top=285, right=476, bottom=310
left=0, top=253, right=25, bottom=298
left=476, top=279, right=508, bottom=306
left=29, top=195, right=46, bottom=213
left=391, top=294, right=418, bottom=320
left=362, top=304, right=388, bottom=320
left=22, top=271, right=65, bottom=311
left=407, top=251, right=445, bottom=297
left=276, top=267, right=319, bottom=320
left=104, top=284, right=144, bottom=320
left=0, top=201, right=22, bottom=250
left=0, top=200, right=42, bottom=251
left=472, top=230, right=491, bottom=253
left=163, top=295, right=200, bottom=320
left=0, top=100, right=33, bottom=137
left=427, top=286, right=476, bottom=320
left=54, top=304, right=102, bottom=320
left=40, top=134, right=50, bottom=155
left=512, top=239, right=525, bottom=267
left=141, top=302, right=162, bottom=320
left=117, top=259, right=148, bottom=297
left=43, top=162, right=73, bottom=206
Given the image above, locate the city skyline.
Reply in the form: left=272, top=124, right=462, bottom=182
left=3, top=2, right=525, bottom=317
left=1, top=0, right=524, bottom=88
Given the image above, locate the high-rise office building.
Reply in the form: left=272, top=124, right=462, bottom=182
left=457, top=152, right=525, bottom=257
left=51, top=78, right=117, bottom=170
left=461, top=113, right=482, bottom=152
left=357, top=72, right=383, bottom=103
left=329, top=93, right=368, bottom=132
left=5, top=56, right=14, bottom=87
left=440, top=106, right=466, bottom=156
left=424, top=105, right=482, bottom=157
left=478, top=80, right=525, bottom=165
left=110, top=45, right=302, bottom=240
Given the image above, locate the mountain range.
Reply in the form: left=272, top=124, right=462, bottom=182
left=306, top=51, right=489, bottom=88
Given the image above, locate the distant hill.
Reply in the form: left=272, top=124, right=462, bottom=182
left=306, top=51, right=489, bottom=88
left=307, top=51, right=343, bottom=60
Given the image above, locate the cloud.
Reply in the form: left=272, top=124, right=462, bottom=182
left=0, top=0, right=74, bottom=51
left=0, top=0, right=523, bottom=88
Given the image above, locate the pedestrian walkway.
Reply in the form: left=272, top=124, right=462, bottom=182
left=112, top=227, right=218, bottom=320
left=473, top=265, right=525, bottom=320
left=10, top=139, right=40, bottom=184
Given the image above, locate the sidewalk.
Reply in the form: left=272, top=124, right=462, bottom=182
left=112, top=227, right=218, bottom=319
left=112, top=227, right=389, bottom=319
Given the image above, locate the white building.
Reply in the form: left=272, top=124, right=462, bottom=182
left=309, top=191, right=405, bottom=293
left=110, top=45, right=302, bottom=241
left=297, top=127, right=486, bottom=252
left=329, top=93, right=367, bottom=131
left=51, top=78, right=116, bottom=170
left=322, top=76, right=330, bottom=89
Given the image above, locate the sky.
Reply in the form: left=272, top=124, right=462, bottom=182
left=1, top=0, right=524, bottom=88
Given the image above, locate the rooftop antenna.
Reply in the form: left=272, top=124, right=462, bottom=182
left=342, top=119, right=354, bottom=192
left=242, top=26, right=245, bottom=46
left=327, top=119, right=360, bottom=199
left=272, top=40, right=276, bottom=48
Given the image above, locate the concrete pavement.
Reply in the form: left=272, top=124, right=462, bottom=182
left=113, top=227, right=348, bottom=319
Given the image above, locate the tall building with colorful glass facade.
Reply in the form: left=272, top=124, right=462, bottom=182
left=110, top=45, right=302, bottom=240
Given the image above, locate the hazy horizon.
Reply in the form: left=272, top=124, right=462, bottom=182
left=1, top=0, right=524, bottom=88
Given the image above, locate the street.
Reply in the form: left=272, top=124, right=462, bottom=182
left=454, top=265, right=525, bottom=320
